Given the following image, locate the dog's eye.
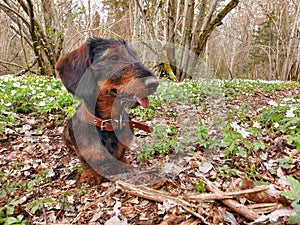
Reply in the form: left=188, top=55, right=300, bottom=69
left=109, top=55, right=119, bottom=62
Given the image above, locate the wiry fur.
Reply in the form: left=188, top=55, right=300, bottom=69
left=56, top=38, right=158, bottom=184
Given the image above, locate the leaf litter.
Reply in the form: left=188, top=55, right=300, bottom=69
left=0, top=80, right=300, bottom=224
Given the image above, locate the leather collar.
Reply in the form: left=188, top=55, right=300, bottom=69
left=81, top=102, right=153, bottom=133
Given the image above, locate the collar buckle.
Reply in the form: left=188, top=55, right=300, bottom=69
left=100, top=119, right=112, bottom=130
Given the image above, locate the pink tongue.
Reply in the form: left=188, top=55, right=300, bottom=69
left=136, top=97, right=150, bottom=108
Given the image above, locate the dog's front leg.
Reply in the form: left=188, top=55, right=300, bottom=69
left=114, top=143, right=130, bottom=164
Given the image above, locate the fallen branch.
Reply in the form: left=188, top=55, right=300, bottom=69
left=116, top=180, right=268, bottom=203
left=116, top=179, right=269, bottom=222
left=201, top=177, right=260, bottom=221
left=116, top=180, right=191, bottom=206
left=188, top=185, right=269, bottom=201
left=116, top=180, right=208, bottom=223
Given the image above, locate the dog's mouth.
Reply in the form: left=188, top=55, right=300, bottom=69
left=122, top=95, right=151, bottom=109
left=109, top=89, right=151, bottom=108
left=135, top=96, right=150, bottom=108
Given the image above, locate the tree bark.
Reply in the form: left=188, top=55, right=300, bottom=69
left=0, top=0, right=64, bottom=75
left=195, top=0, right=239, bottom=58
left=178, top=0, right=195, bottom=81
left=189, top=0, right=239, bottom=78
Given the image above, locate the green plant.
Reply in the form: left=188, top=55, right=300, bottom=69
left=217, top=165, right=237, bottom=178
left=0, top=164, right=56, bottom=222
left=245, top=164, right=261, bottom=179
left=194, top=180, right=206, bottom=194
left=27, top=197, right=54, bottom=214
left=283, top=176, right=300, bottom=224
left=0, top=198, right=28, bottom=225
left=58, top=190, right=85, bottom=210
left=196, top=125, right=210, bottom=148
left=259, top=102, right=300, bottom=152
left=221, top=128, right=249, bottom=159
left=0, top=164, right=27, bottom=197
left=0, top=75, right=77, bottom=134
left=277, top=157, right=293, bottom=169
left=221, top=120, right=266, bottom=161
left=137, top=125, right=178, bottom=162
left=26, top=170, right=51, bottom=193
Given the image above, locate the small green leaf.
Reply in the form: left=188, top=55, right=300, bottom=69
left=283, top=176, right=300, bottom=201
left=195, top=180, right=206, bottom=194
left=10, top=197, right=26, bottom=206
left=4, top=216, right=19, bottom=224
left=290, top=202, right=300, bottom=224
left=5, top=206, right=14, bottom=215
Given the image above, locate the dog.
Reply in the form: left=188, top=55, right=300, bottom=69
left=55, top=37, right=159, bottom=184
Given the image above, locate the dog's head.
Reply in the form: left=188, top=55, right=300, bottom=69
left=55, top=38, right=158, bottom=116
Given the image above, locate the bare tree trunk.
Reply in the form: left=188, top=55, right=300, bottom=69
left=165, top=0, right=176, bottom=73
left=91, top=12, right=100, bottom=37
left=195, top=0, right=239, bottom=58
left=26, top=0, right=45, bottom=74
left=281, top=1, right=300, bottom=80
left=294, top=38, right=300, bottom=81
left=189, top=0, right=239, bottom=77
left=178, top=0, right=195, bottom=81
left=229, top=37, right=237, bottom=77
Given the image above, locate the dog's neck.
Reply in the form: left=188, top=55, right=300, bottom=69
left=93, top=94, right=128, bottom=120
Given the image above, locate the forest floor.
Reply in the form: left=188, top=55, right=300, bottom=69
left=0, top=78, right=300, bottom=225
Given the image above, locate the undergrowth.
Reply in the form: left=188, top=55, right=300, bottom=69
left=0, top=75, right=300, bottom=223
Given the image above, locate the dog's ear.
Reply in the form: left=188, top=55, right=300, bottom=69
left=55, top=43, right=96, bottom=98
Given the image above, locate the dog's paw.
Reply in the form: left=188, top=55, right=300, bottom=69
left=79, top=169, right=103, bottom=185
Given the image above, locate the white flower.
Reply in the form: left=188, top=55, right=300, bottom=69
left=289, top=126, right=297, bottom=130
left=253, top=121, right=261, bottom=129
left=39, top=101, right=46, bottom=107
left=13, top=82, right=20, bottom=88
left=11, top=89, right=17, bottom=95
left=238, top=127, right=250, bottom=138
left=230, top=121, right=241, bottom=131
left=283, top=98, right=293, bottom=102
left=5, top=102, right=12, bottom=107
left=67, top=195, right=74, bottom=204
left=273, top=122, right=279, bottom=128
left=285, top=106, right=297, bottom=118
left=49, top=97, right=55, bottom=102
left=268, top=100, right=278, bottom=107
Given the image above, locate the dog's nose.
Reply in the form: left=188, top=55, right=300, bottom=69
left=145, top=77, right=159, bottom=91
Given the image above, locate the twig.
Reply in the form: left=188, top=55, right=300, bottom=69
left=116, top=180, right=191, bottom=206
left=187, top=185, right=269, bottom=201
left=42, top=206, right=48, bottom=225
left=15, top=59, right=37, bottom=76
left=181, top=204, right=210, bottom=225
left=201, top=177, right=260, bottom=221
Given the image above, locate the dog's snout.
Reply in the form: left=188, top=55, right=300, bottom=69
left=145, top=77, right=159, bottom=91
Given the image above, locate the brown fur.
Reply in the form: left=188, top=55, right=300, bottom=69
left=56, top=38, right=158, bottom=184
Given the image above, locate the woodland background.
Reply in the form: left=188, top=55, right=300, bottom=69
left=1, top=1, right=300, bottom=224
left=0, top=0, right=300, bottom=82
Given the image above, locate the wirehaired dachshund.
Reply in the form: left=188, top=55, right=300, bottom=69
left=55, top=37, right=158, bottom=184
